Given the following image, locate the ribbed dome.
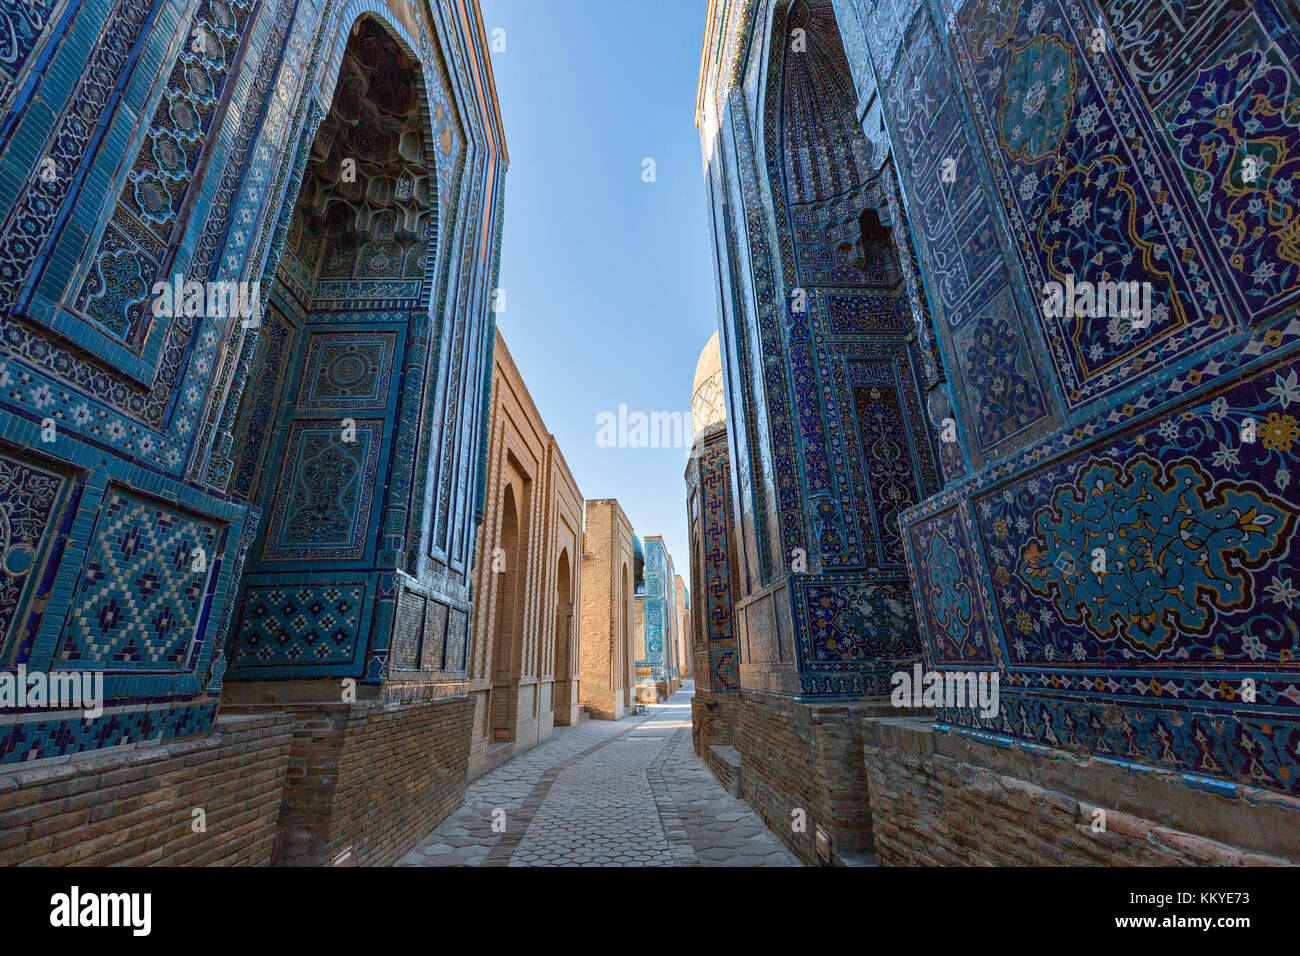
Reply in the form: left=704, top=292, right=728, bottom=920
left=778, top=0, right=872, bottom=205
left=691, top=331, right=726, bottom=437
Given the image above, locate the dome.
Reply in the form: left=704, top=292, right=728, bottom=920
left=633, top=535, right=645, bottom=594
left=691, top=331, right=726, bottom=437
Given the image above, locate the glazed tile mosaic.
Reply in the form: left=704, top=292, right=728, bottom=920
left=697, top=0, right=1300, bottom=794
left=0, top=0, right=504, bottom=760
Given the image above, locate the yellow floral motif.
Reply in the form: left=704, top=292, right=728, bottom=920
left=993, top=517, right=1008, bottom=539
left=1260, top=412, right=1299, bottom=452
left=1015, top=610, right=1033, bottom=634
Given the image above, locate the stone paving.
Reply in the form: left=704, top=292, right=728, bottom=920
left=399, top=681, right=800, bottom=867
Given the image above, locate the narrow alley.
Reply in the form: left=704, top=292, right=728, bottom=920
left=400, top=683, right=799, bottom=867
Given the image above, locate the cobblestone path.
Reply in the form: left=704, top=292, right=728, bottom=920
left=400, top=681, right=799, bottom=867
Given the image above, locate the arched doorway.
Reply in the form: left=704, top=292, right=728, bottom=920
left=490, top=485, right=523, bottom=740
left=552, top=549, right=573, bottom=723
left=769, top=0, right=937, bottom=565
left=741, top=0, right=943, bottom=693
left=226, top=13, right=440, bottom=682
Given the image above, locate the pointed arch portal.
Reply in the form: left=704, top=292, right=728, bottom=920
left=226, top=12, right=445, bottom=683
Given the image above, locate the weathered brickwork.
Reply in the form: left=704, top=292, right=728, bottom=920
left=690, top=694, right=740, bottom=761
left=228, top=694, right=473, bottom=866
left=732, top=691, right=890, bottom=865
left=674, top=575, right=693, bottom=680
left=467, top=330, right=584, bottom=778
left=863, top=718, right=1300, bottom=866
left=579, top=501, right=637, bottom=719
left=0, top=713, right=293, bottom=866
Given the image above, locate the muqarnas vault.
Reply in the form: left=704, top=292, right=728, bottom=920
left=0, top=0, right=505, bottom=865
left=694, top=0, right=1300, bottom=864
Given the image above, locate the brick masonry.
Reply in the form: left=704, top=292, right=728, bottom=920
left=863, top=717, right=1300, bottom=866
left=732, top=690, right=890, bottom=865
left=467, top=330, right=583, bottom=777
left=690, top=692, right=739, bottom=759
left=227, top=695, right=474, bottom=866
left=674, top=574, right=693, bottom=680
left=579, top=500, right=637, bottom=720
left=0, top=712, right=293, bottom=866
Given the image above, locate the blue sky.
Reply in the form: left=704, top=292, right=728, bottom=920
left=480, top=0, right=716, bottom=578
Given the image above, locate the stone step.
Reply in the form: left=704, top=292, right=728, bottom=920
left=707, top=744, right=742, bottom=798
left=834, top=849, right=878, bottom=867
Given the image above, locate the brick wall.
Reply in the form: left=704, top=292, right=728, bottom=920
left=467, top=331, right=583, bottom=761
left=811, top=704, right=874, bottom=860
left=736, top=693, right=819, bottom=864
left=733, top=691, right=887, bottom=865
left=0, top=712, right=293, bottom=866
left=690, top=694, right=739, bottom=757
left=579, top=500, right=636, bottom=720
left=863, top=716, right=1300, bottom=866
left=230, top=694, right=474, bottom=866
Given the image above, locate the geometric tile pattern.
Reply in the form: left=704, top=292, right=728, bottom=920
left=60, top=488, right=222, bottom=669
left=779, top=61, right=942, bottom=580
left=866, top=0, right=1056, bottom=457
left=446, top=607, right=467, bottom=672
left=973, top=357, right=1300, bottom=670
left=711, top=648, right=739, bottom=692
left=423, top=600, right=449, bottom=671
left=905, top=353, right=1300, bottom=793
left=1157, top=11, right=1300, bottom=324
left=232, top=583, right=366, bottom=666
left=721, top=0, right=938, bottom=697
left=905, top=505, right=994, bottom=667
left=640, top=539, right=678, bottom=682
left=850, top=369, right=923, bottom=565
left=391, top=588, right=427, bottom=670
left=793, top=576, right=920, bottom=695
left=0, top=700, right=218, bottom=767
left=1018, top=455, right=1291, bottom=656
left=953, top=0, right=1237, bottom=409
left=217, top=5, right=494, bottom=694
left=0, top=0, right=502, bottom=763
left=689, top=429, right=741, bottom=694
left=0, top=0, right=58, bottom=113
left=231, top=306, right=295, bottom=500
